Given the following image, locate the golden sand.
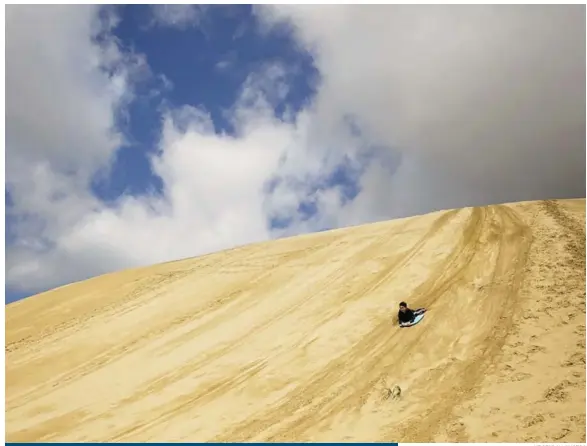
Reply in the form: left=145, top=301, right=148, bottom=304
left=6, top=199, right=586, bottom=442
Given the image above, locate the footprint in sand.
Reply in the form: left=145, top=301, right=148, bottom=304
left=527, top=345, right=547, bottom=354
left=511, top=372, right=532, bottom=382
left=562, top=352, right=586, bottom=367
left=550, top=427, right=571, bottom=441
left=544, top=381, right=574, bottom=402
left=522, top=413, right=545, bottom=428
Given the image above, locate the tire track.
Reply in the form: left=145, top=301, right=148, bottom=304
left=7, top=219, right=412, bottom=441
left=96, top=212, right=457, bottom=441
left=108, top=359, right=269, bottom=442
left=388, top=205, right=532, bottom=442
left=6, top=235, right=341, bottom=355
left=542, top=199, right=585, bottom=261
left=256, top=205, right=526, bottom=442
left=8, top=200, right=580, bottom=443
left=87, top=211, right=458, bottom=438
left=436, top=200, right=585, bottom=443
left=6, top=237, right=347, bottom=408
left=209, top=209, right=467, bottom=442
left=261, top=207, right=488, bottom=442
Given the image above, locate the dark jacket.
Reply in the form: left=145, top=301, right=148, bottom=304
left=398, top=308, right=415, bottom=324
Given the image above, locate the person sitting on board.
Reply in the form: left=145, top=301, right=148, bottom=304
left=398, top=301, right=426, bottom=327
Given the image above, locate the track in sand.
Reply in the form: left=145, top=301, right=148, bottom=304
left=6, top=199, right=586, bottom=442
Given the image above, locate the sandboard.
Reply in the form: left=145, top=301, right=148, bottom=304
left=400, top=312, right=425, bottom=328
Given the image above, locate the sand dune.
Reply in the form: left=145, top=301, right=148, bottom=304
left=5, top=199, right=586, bottom=442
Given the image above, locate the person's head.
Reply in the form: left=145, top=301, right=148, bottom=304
left=399, top=301, right=408, bottom=312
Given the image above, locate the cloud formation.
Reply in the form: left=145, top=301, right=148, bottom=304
left=149, top=5, right=206, bottom=29
left=5, top=5, right=147, bottom=289
left=5, top=32, right=306, bottom=292
left=5, top=5, right=585, bottom=298
left=257, top=4, right=586, bottom=218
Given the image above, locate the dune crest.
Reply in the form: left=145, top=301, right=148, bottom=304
left=6, top=199, right=586, bottom=442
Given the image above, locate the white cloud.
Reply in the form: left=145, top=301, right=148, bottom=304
left=149, top=5, right=206, bottom=30
left=6, top=5, right=585, bottom=297
left=5, top=5, right=147, bottom=290
left=5, top=12, right=338, bottom=293
left=214, top=59, right=233, bottom=72
left=6, top=5, right=147, bottom=209
left=256, top=4, right=586, bottom=219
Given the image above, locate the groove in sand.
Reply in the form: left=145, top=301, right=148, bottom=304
left=5, top=199, right=586, bottom=442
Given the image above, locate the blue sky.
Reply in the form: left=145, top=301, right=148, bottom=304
left=5, top=4, right=369, bottom=304
left=5, top=5, right=584, bottom=304
left=93, top=5, right=319, bottom=203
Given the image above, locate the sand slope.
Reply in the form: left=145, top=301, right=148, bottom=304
left=5, top=199, right=586, bottom=442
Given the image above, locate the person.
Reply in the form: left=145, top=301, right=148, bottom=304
left=398, top=301, right=426, bottom=326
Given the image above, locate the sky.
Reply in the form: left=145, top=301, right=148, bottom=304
left=5, top=4, right=585, bottom=304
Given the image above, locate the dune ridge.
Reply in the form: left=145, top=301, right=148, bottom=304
left=5, top=198, right=586, bottom=442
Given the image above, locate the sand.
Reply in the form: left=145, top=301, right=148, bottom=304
left=5, top=198, right=586, bottom=442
